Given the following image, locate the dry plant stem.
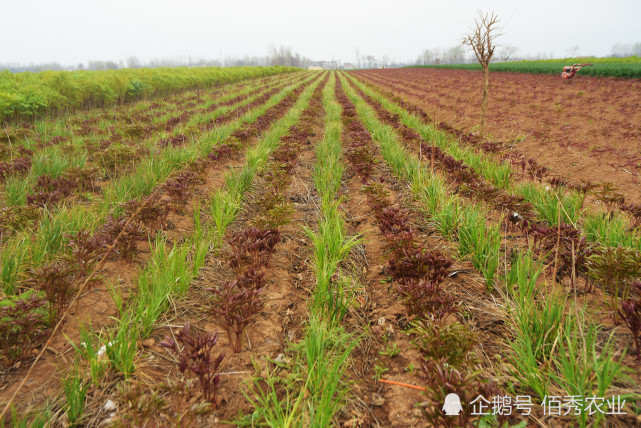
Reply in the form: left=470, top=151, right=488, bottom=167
left=0, top=188, right=162, bottom=420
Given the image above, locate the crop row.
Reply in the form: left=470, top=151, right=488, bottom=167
left=0, top=71, right=305, bottom=207
left=0, top=72, right=325, bottom=425
left=100, top=73, right=327, bottom=425
left=352, top=73, right=641, bottom=251
left=0, top=73, right=318, bottom=297
left=338, top=75, right=505, bottom=426
left=0, top=73, right=321, bottom=401
left=347, top=73, right=641, bottom=361
left=339, top=72, right=635, bottom=426
left=0, top=66, right=299, bottom=122
left=413, top=61, right=641, bottom=79
left=348, top=73, right=641, bottom=312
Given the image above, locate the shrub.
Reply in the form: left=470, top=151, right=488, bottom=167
left=26, top=174, right=78, bottom=207
left=29, top=262, right=78, bottom=322
left=594, top=182, right=626, bottom=212
left=619, top=289, right=641, bottom=359
left=409, top=321, right=476, bottom=368
left=397, top=279, right=457, bottom=321
left=208, top=144, right=233, bottom=162
left=420, top=358, right=480, bottom=427
left=122, top=194, right=170, bottom=233
left=64, top=230, right=107, bottom=276
left=587, top=246, right=641, bottom=316
left=0, top=157, right=31, bottom=182
left=388, top=247, right=453, bottom=285
left=227, top=227, right=280, bottom=275
left=102, top=216, right=145, bottom=262
left=63, top=167, right=99, bottom=192
left=95, top=145, right=146, bottom=178
left=0, top=293, right=48, bottom=366
left=0, top=205, right=41, bottom=238
left=163, top=171, right=199, bottom=205
left=621, top=203, right=641, bottom=229
left=207, top=280, right=263, bottom=353
left=160, top=323, right=225, bottom=404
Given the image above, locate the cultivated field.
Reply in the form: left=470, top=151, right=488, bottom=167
left=1, top=68, right=640, bottom=427
left=416, top=56, right=641, bottom=79
left=356, top=68, right=641, bottom=204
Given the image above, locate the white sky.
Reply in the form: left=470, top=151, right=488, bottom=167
left=1, top=0, right=640, bottom=65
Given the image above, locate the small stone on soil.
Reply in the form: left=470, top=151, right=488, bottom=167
left=103, top=399, right=117, bottom=412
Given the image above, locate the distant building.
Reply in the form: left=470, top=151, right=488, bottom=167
left=308, top=61, right=338, bottom=70
left=342, top=63, right=356, bottom=69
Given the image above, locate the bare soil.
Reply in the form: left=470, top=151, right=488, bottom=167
left=354, top=68, right=641, bottom=205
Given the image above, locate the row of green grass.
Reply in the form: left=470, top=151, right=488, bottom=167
left=301, top=73, right=360, bottom=425
left=248, top=73, right=359, bottom=427
left=0, top=66, right=300, bottom=122
left=347, top=74, right=641, bottom=253
left=339, top=72, right=632, bottom=427
left=340, top=73, right=502, bottom=290
left=38, top=73, right=324, bottom=427
left=412, top=57, right=641, bottom=79
left=1, top=71, right=304, bottom=209
left=0, top=73, right=320, bottom=295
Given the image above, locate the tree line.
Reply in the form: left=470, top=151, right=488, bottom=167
left=1, top=46, right=311, bottom=73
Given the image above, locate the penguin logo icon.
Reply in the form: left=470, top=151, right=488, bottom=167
left=442, top=393, right=463, bottom=416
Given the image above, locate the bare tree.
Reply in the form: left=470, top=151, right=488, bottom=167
left=499, top=45, right=518, bottom=62
left=433, top=47, right=444, bottom=64
left=355, top=47, right=362, bottom=68
left=365, top=55, right=376, bottom=68
left=381, top=55, right=390, bottom=68
left=447, top=46, right=465, bottom=64
left=126, top=56, right=143, bottom=69
left=88, top=60, right=119, bottom=70
left=566, top=45, right=580, bottom=58
left=462, top=10, right=501, bottom=137
left=421, top=49, right=433, bottom=65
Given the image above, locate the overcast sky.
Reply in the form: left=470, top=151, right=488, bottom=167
left=2, top=0, right=640, bottom=65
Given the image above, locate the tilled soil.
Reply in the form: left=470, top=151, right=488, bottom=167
left=353, top=68, right=641, bottom=205
left=100, top=81, right=328, bottom=426
left=132, top=143, right=320, bottom=425
left=0, top=76, right=316, bottom=420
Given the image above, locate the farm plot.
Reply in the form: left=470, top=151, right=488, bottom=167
left=353, top=68, right=641, bottom=205
left=0, top=69, right=319, bottom=420
left=415, top=58, right=641, bottom=79
left=1, top=69, right=640, bottom=427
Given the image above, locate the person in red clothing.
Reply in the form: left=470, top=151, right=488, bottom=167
left=561, top=63, right=592, bottom=79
